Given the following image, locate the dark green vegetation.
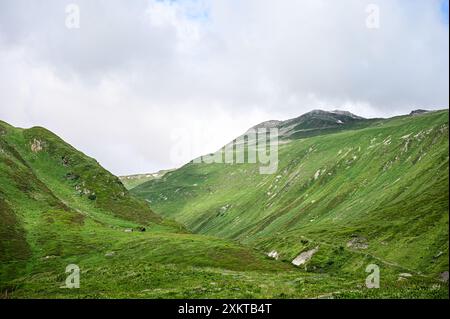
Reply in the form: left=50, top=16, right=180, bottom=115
left=132, top=110, right=450, bottom=298
left=0, top=110, right=448, bottom=299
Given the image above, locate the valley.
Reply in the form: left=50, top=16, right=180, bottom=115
left=0, top=109, right=448, bottom=299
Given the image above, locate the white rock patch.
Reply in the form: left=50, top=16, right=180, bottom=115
left=314, top=170, right=321, bottom=180
left=292, top=246, right=319, bottom=266
left=267, top=251, right=279, bottom=260
left=31, top=139, right=44, bottom=153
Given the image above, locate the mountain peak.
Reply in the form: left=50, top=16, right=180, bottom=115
left=330, top=110, right=365, bottom=119
left=243, top=109, right=367, bottom=139
left=410, top=109, right=430, bottom=116
left=301, top=109, right=364, bottom=119
left=248, top=120, right=282, bottom=132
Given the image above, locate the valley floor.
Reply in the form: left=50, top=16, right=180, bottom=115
left=2, top=215, right=448, bottom=299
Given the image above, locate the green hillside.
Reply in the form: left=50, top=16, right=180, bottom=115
left=132, top=110, right=449, bottom=289
left=0, top=120, right=291, bottom=298
left=0, top=111, right=448, bottom=299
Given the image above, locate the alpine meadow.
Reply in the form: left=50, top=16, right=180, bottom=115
left=0, top=109, right=449, bottom=298
left=0, top=0, right=449, bottom=304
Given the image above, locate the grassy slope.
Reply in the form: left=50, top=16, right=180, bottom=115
left=1, top=119, right=400, bottom=299
left=0, top=121, right=289, bottom=298
left=132, top=111, right=449, bottom=290
left=1, top=112, right=448, bottom=299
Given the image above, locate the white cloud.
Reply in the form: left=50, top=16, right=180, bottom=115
left=0, top=0, right=448, bottom=175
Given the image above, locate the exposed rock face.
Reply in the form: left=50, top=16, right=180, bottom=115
left=292, top=246, right=319, bottom=266
left=238, top=109, right=366, bottom=140
left=31, top=139, right=44, bottom=153
left=410, top=109, right=430, bottom=116
left=440, top=271, right=449, bottom=283
left=330, top=110, right=365, bottom=119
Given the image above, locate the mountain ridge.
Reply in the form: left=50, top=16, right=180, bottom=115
left=1, top=109, right=449, bottom=299
left=132, top=109, right=449, bottom=283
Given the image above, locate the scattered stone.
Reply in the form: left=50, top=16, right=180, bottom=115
left=433, top=251, right=444, bottom=259
left=105, top=252, right=115, bottom=257
left=218, top=204, right=231, bottom=216
left=43, top=255, right=57, bottom=260
left=65, top=172, right=80, bottom=181
left=346, top=237, right=368, bottom=250
left=124, top=228, right=133, bottom=233
left=292, top=246, right=319, bottom=266
left=267, top=250, right=279, bottom=260
left=439, top=271, right=449, bottom=283
left=314, top=170, right=321, bottom=180
left=61, top=156, right=70, bottom=166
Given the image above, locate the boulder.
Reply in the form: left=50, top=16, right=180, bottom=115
left=292, top=246, right=319, bottom=266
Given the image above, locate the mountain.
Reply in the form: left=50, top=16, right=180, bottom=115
left=132, top=109, right=449, bottom=295
left=1, top=110, right=448, bottom=299
left=0, top=120, right=298, bottom=298
left=246, top=109, right=372, bottom=140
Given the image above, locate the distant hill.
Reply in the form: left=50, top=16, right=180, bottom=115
left=119, top=169, right=174, bottom=190
left=245, top=109, right=373, bottom=140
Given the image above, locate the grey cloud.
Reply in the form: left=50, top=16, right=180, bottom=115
left=0, top=0, right=448, bottom=175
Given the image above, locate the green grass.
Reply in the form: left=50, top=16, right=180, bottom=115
left=132, top=110, right=449, bottom=294
left=0, top=111, right=448, bottom=299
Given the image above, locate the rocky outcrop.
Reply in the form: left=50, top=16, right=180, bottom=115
left=30, top=139, right=45, bottom=153
left=292, top=246, right=319, bottom=266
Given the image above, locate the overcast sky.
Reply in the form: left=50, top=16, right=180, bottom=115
left=0, top=0, right=448, bottom=175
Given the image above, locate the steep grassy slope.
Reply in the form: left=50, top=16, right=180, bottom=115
left=1, top=119, right=417, bottom=299
left=132, top=110, right=449, bottom=283
left=0, top=120, right=290, bottom=298
left=1, top=114, right=448, bottom=299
